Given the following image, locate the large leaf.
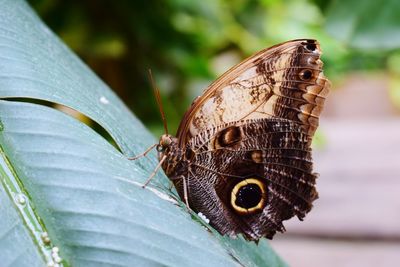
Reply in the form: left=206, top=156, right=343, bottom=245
left=0, top=0, right=286, bottom=266
left=0, top=0, right=149, bottom=156
left=0, top=159, right=43, bottom=267
left=324, top=0, right=400, bottom=50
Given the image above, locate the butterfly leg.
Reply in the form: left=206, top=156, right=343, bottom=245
left=128, top=143, right=157, bottom=160
left=142, top=154, right=167, bottom=188
left=182, top=176, right=190, bottom=209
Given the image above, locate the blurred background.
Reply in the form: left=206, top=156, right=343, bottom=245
left=28, top=0, right=400, bottom=266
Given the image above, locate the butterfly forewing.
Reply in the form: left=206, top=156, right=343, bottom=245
left=177, top=39, right=329, bottom=145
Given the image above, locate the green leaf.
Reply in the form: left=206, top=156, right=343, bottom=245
left=325, top=0, right=400, bottom=50
left=0, top=0, right=150, bottom=156
left=0, top=0, right=286, bottom=266
left=0, top=165, right=44, bottom=267
left=0, top=100, right=240, bottom=266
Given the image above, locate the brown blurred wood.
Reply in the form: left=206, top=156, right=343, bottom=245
left=271, top=119, right=400, bottom=267
left=272, top=238, right=400, bottom=267
left=285, top=119, right=400, bottom=238
left=271, top=74, right=400, bottom=267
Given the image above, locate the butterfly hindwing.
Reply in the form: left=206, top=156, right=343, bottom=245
left=171, top=118, right=316, bottom=240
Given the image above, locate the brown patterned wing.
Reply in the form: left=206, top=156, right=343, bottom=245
left=176, top=39, right=330, bottom=146
left=174, top=118, right=317, bottom=240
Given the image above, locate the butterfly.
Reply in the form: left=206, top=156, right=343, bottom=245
left=154, top=39, right=330, bottom=241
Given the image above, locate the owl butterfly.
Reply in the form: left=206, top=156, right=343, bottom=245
left=156, top=39, right=330, bottom=241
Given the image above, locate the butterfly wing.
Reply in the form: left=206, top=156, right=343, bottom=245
left=176, top=39, right=329, bottom=146
left=174, top=118, right=316, bottom=240
left=167, top=39, right=329, bottom=240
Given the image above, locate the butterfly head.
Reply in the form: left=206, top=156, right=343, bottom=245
left=157, top=134, right=184, bottom=177
left=157, top=134, right=177, bottom=157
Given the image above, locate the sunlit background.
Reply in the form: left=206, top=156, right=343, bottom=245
left=29, top=0, right=400, bottom=266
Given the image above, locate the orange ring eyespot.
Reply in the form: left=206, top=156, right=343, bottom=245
left=230, top=178, right=267, bottom=215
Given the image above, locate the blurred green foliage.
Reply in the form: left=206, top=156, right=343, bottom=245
left=29, top=0, right=400, bottom=135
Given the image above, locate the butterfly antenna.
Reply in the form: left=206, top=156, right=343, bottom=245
left=148, top=69, right=169, bottom=135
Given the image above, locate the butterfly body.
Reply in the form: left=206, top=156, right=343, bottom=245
left=157, top=39, right=330, bottom=241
